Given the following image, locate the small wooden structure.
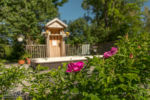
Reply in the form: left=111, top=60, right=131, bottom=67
left=42, top=18, right=68, bottom=57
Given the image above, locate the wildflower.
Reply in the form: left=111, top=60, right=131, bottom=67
left=66, top=32, right=70, bottom=36
left=103, top=47, right=118, bottom=58
left=138, top=45, right=141, bottom=49
left=66, top=61, right=84, bottom=73
left=129, top=53, right=133, bottom=59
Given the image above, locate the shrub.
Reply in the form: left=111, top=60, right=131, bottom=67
left=0, top=63, right=28, bottom=97
left=25, top=33, right=150, bottom=100
left=0, top=44, right=13, bottom=60
left=35, top=65, right=50, bottom=72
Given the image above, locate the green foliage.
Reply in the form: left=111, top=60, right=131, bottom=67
left=16, top=96, right=23, bottom=100
left=81, top=0, right=146, bottom=42
left=144, top=7, right=150, bottom=33
left=25, top=32, right=150, bottom=100
left=0, top=0, right=68, bottom=44
left=0, top=44, right=12, bottom=60
left=0, top=0, right=68, bottom=60
left=20, top=52, right=31, bottom=60
left=10, top=42, right=25, bottom=60
left=67, top=18, right=93, bottom=44
left=35, top=65, right=49, bottom=72
left=23, top=65, right=67, bottom=100
left=0, top=64, right=27, bottom=95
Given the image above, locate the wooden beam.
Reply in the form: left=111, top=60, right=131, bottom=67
left=46, top=31, right=50, bottom=57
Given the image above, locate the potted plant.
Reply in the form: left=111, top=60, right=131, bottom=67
left=26, top=54, right=31, bottom=64
left=23, top=53, right=31, bottom=64
left=18, top=53, right=31, bottom=65
left=18, top=59, right=25, bottom=65
left=26, top=57, right=31, bottom=64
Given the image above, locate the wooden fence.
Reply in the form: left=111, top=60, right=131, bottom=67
left=65, top=44, right=90, bottom=56
left=25, top=44, right=90, bottom=58
left=25, top=45, right=46, bottom=58
left=25, top=42, right=115, bottom=58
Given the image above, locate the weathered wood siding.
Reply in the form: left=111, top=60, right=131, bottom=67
left=49, top=36, right=61, bottom=57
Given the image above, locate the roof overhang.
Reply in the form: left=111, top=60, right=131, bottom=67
left=46, top=18, right=68, bottom=29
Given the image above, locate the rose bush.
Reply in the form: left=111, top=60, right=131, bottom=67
left=25, top=32, right=150, bottom=100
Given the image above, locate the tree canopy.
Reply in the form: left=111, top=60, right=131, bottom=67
left=79, top=0, right=146, bottom=43
left=144, top=7, right=150, bottom=33
left=0, top=0, right=68, bottom=44
left=67, top=0, right=147, bottom=44
left=67, top=18, right=93, bottom=44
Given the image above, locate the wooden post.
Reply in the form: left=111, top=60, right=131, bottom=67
left=61, top=38, right=66, bottom=56
left=61, top=33, right=66, bottom=56
left=46, top=31, right=50, bottom=57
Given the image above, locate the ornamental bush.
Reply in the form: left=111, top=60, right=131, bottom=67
left=25, top=32, right=150, bottom=100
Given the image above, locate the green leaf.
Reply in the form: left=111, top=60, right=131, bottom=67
left=71, top=88, right=79, bottom=94
left=16, top=96, right=23, bottom=100
left=89, top=94, right=100, bottom=100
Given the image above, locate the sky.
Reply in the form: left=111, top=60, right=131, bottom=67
left=59, top=0, right=150, bottom=22
left=58, top=0, right=85, bottom=22
left=144, top=0, right=150, bottom=7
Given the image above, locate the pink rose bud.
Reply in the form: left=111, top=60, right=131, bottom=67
left=138, top=45, right=141, bottom=49
left=130, top=53, right=133, bottom=59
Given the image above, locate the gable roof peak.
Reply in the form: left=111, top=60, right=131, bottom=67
left=46, top=18, right=67, bottom=28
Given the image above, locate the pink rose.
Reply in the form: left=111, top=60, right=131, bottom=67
left=111, top=47, right=118, bottom=55
left=103, top=51, right=113, bottom=58
left=103, top=47, right=118, bottom=59
left=66, top=63, right=74, bottom=72
left=66, top=61, right=84, bottom=73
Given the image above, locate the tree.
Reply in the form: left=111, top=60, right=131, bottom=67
left=0, top=0, right=68, bottom=45
left=0, top=0, right=68, bottom=60
left=67, top=18, right=93, bottom=44
left=144, top=7, right=150, bottom=33
left=82, top=0, right=146, bottom=42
